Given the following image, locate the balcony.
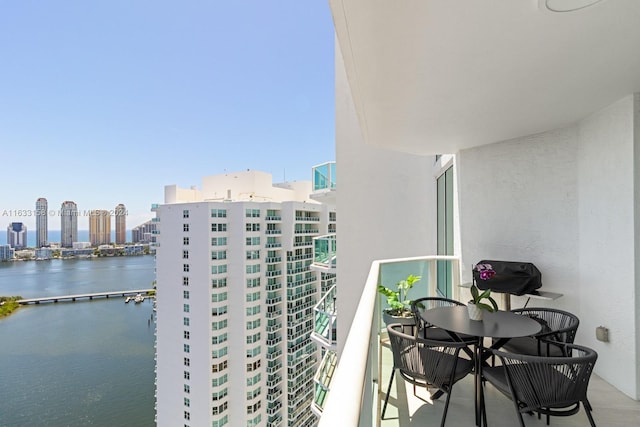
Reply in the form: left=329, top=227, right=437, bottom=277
left=318, top=255, right=640, bottom=426
left=311, top=350, right=337, bottom=417
left=311, top=161, right=336, bottom=204
left=311, top=284, right=337, bottom=349
left=312, top=234, right=336, bottom=272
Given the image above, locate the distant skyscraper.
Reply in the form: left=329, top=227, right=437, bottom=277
left=7, top=222, right=27, bottom=249
left=89, top=210, right=111, bottom=246
left=60, top=201, right=78, bottom=248
left=36, top=197, right=48, bottom=248
left=131, top=219, right=157, bottom=243
left=115, top=203, right=126, bottom=244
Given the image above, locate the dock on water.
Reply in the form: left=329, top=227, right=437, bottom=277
left=18, top=289, right=154, bottom=305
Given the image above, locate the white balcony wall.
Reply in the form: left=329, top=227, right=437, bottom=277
left=335, top=35, right=437, bottom=358
left=457, top=94, right=640, bottom=399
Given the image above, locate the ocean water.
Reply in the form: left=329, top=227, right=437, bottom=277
left=0, top=256, right=156, bottom=427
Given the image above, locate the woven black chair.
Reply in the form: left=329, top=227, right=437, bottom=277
left=499, top=308, right=579, bottom=357
left=382, top=323, right=474, bottom=427
left=483, top=343, right=598, bottom=426
left=411, top=297, right=476, bottom=343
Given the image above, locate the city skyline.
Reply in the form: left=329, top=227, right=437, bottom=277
left=0, top=1, right=335, bottom=232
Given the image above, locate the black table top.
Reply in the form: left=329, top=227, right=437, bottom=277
left=421, top=305, right=542, bottom=339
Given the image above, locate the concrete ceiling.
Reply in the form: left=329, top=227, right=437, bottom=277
left=329, top=0, right=640, bottom=154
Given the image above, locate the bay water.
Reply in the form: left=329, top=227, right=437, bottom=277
left=0, top=256, right=156, bottom=427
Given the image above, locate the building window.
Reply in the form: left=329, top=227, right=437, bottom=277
left=184, top=344, right=190, bottom=353
left=211, top=292, right=227, bottom=303
left=183, top=276, right=189, bottom=286
left=211, top=319, right=227, bottom=331
left=183, top=264, right=190, bottom=272
left=245, top=264, right=260, bottom=274
left=245, top=223, right=260, bottom=232
left=183, top=223, right=189, bottom=232
left=184, top=397, right=190, bottom=407
left=246, top=360, right=261, bottom=372
left=245, top=305, right=260, bottom=316
left=211, top=306, right=228, bottom=316
left=184, top=370, right=190, bottom=380
left=212, top=401, right=228, bottom=415
left=246, top=291, right=260, bottom=302
left=184, top=384, right=190, bottom=393
left=246, top=319, right=260, bottom=330
left=211, top=209, right=227, bottom=218
left=184, top=411, right=190, bottom=420
left=245, top=209, right=260, bottom=218
left=212, top=333, right=228, bottom=345
left=212, top=278, right=227, bottom=288
left=246, top=250, right=260, bottom=260
left=245, top=236, right=260, bottom=246
left=184, top=331, right=190, bottom=340
left=211, top=250, right=227, bottom=260
left=184, top=357, right=190, bottom=367
left=183, top=237, right=190, bottom=245
left=211, top=223, right=227, bottom=232
left=211, top=374, right=228, bottom=387
left=183, top=317, right=190, bottom=326
left=183, top=210, right=189, bottom=219
left=212, top=360, right=228, bottom=373
left=212, top=237, right=227, bottom=246
left=183, top=250, right=189, bottom=259
left=246, top=387, right=261, bottom=400
left=246, top=278, right=260, bottom=288
left=211, top=347, right=228, bottom=359
left=183, top=304, right=190, bottom=313
left=212, top=388, right=228, bottom=401
left=246, top=332, right=260, bottom=344
left=212, top=416, right=228, bottom=427
left=183, top=290, right=190, bottom=299
left=211, top=264, right=227, bottom=274
left=247, top=400, right=261, bottom=414
left=246, top=346, right=260, bottom=358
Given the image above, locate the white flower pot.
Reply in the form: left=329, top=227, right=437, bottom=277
left=467, top=303, right=484, bottom=321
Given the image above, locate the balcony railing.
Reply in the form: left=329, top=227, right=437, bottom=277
left=313, top=234, right=337, bottom=269
left=318, top=255, right=461, bottom=427
left=311, top=284, right=337, bottom=348
left=312, top=161, right=336, bottom=192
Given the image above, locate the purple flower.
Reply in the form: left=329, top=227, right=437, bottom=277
left=475, top=263, right=495, bottom=280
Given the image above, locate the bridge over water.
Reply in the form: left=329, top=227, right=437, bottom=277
left=18, top=289, right=154, bottom=304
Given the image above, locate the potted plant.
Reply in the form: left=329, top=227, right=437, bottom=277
left=378, top=274, right=421, bottom=326
left=468, top=264, right=499, bottom=320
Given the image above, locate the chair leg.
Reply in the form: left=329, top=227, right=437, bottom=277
left=440, top=388, right=452, bottom=427
left=583, top=400, right=597, bottom=427
left=381, top=369, right=395, bottom=419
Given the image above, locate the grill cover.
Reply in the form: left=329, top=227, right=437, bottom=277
left=473, top=260, right=542, bottom=296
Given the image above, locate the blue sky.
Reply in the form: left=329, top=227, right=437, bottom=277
left=0, top=1, right=335, bottom=231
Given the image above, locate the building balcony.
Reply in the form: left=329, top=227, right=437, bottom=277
left=317, top=255, right=640, bottom=427
left=310, top=284, right=337, bottom=349
left=312, top=234, right=336, bottom=272
left=150, top=203, right=159, bottom=212
left=311, top=161, right=336, bottom=204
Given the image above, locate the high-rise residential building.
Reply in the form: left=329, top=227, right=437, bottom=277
left=131, top=219, right=157, bottom=244
left=60, top=201, right=78, bottom=248
left=154, top=170, right=335, bottom=427
left=89, top=210, right=111, bottom=246
left=0, top=244, right=15, bottom=260
left=7, top=222, right=27, bottom=249
left=115, top=203, right=127, bottom=244
left=36, top=197, right=48, bottom=248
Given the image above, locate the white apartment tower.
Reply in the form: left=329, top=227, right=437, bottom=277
left=155, top=170, right=335, bottom=427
